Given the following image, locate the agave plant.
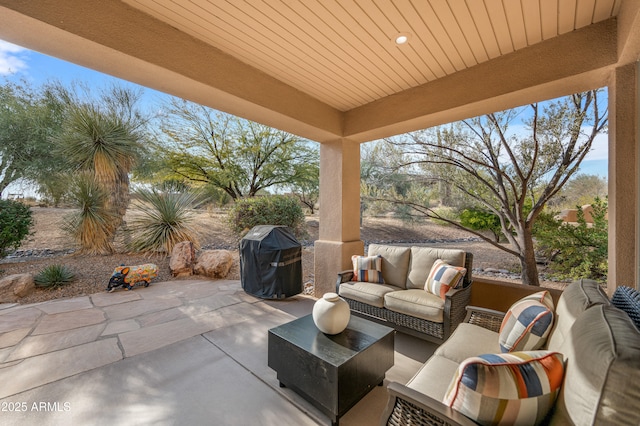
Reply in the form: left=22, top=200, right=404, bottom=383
left=127, top=188, right=201, bottom=254
left=63, top=173, right=119, bottom=254
left=34, top=264, right=75, bottom=288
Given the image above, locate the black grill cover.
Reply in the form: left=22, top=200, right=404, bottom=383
left=239, top=225, right=303, bottom=299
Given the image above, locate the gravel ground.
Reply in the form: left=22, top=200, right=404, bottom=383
left=1, top=207, right=566, bottom=305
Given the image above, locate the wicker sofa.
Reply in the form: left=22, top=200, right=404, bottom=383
left=336, top=244, right=473, bottom=343
left=381, top=279, right=640, bottom=426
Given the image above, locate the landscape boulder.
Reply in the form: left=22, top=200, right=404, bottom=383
left=194, top=250, right=234, bottom=278
left=170, top=241, right=196, bottom=277
left=0, top=273, right=35, bottom=303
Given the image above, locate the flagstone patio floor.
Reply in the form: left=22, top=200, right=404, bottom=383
left=0, top=279, right=436, bottom=425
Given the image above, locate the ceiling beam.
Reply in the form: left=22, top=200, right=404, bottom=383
left=617, top=0, right=640, bottom=64
left=344, top=19, right=618, bottom=142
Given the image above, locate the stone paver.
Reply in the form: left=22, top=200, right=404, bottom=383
left=0, top=338, right=122, bottom=399
left=37, top=296, right=93, bottom=314
left=91, top=290, right=141, bottom=307
left=7, top=324, right=106, bottom=361
left=0, top=358, right=21, bottom=369
left=101, top=295, right=182, bottom=321
left=101, top=319, right=140, bottom=336
left=151, top=279, right=228, bottom=299
left=119, top=302, right=267, bottom=357
left=0, top=303, right=18, bottom=311
left=0, top=346, right=12, bottom=363
left=32, top=308, right=105, bottom=335
left=0, top=327, right=31, bottom=349
left=0, top=308, right=43, bottom=334
left=179, top=293, right=243, bottom=316
left=136, top=306, right=189, bottom=327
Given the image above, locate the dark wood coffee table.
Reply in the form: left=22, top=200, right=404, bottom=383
left=268, top=314, right=394, bottom=426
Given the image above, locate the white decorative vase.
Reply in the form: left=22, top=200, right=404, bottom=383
left=312, top=292, right=351, bottom=335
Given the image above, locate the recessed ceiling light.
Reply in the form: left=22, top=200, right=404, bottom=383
left=395, top=33, right=410, bottom=45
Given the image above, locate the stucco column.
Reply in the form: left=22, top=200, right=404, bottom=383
left=314, top=138, right=364, bottom=297
left=608, top=62, right=639, bottom=294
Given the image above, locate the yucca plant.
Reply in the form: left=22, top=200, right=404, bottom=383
left=34, top=264, right=75, bottom=288
left=127, top=188, right=201, bottom=254
left=63, top=173, right=119, bottom=254
left=55, top=94, right=143, bottom=232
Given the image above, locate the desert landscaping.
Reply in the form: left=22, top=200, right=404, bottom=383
left=0, top=206, right=564, bottom=305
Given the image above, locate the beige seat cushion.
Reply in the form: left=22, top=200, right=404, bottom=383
left=546, top=278, right=610, bottom=351
left=384, top=289, right=444, bottom=322
left=405, top=247, right=466, bottom=289
left=406, top=354, right=460, bottom=402
left=367, top=244, right=411, bottom=289
left=551, top=305, right=640, bottom=426
left=434, top=323, right=500, bottom=363
left=338, top=282, right=402, bottom=308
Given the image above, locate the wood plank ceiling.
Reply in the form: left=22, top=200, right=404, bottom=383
left=123, top=0, right=621, bottom=111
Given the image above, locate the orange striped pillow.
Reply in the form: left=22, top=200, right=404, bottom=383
left=443, top=351, right=565, bottom=425
left=351, top=255, right=384, bottom=284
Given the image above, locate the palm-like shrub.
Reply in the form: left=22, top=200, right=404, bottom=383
left=63, top=174, right=119, bottom=254
left=57, top=105, right=139, bottom=219
left=54, top=86, right=146, bottom=254
left=127, top=188, right=200, bottom=254
left=34, top=264, right=75, bottom=288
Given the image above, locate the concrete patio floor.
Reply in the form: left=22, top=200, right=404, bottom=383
left=0, top=279, right=436, bottom=425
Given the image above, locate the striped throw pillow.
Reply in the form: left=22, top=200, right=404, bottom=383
left=351, top=255, right=384, bottom=284
left=443, top=351, right=565, bottom=426
left=424, top=259, right=467, bottom=299
left=499, top=291, right=554, bottom=353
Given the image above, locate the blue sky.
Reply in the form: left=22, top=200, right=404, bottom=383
left=0, top=39, right=608, bottom=178
left=0, top=39, right=169, bottom=113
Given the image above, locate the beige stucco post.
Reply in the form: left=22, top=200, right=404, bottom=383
left=313, top=138, right=364, bottom=297
left=608, top=62, right=639, bottom=294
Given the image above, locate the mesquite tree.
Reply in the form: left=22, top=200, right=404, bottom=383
left=387, top=90, right=607, bottom=286
left=154, top=98, right=318, bottom=200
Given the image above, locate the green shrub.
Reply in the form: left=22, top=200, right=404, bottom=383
left=0, top=199, right=33, bottom=258
left=34, top=264, right=75, bottom=288
left=535, top=197, right=608, bottom=281
left=127, top=188, right=200, bottom=254
left=459, top=208, right=502, bottom=241
left=228, top=195, right=307, bottom=238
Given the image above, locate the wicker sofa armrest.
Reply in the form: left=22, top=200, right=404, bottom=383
left=463, top=306, right=506, bottom=333
left=443, top=284, right=473, bottom=334
left=381, top=381, right=477, bottom=426
left=336, top=270, right=354, bottom=292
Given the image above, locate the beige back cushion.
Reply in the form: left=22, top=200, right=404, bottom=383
left=367, top=244, right=411, bottom=289
left=405, top=247, right=466, bottom=290
left=546, top=279, right=610, bottom=351
left=550, top=305, right=640, bottom=426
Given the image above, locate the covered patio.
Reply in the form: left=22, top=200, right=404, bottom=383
left=0, top=0, right=638, bottom=298
left=1, top=1, right=640, bottom=424
left=0, top=278, right=435, bottom=425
